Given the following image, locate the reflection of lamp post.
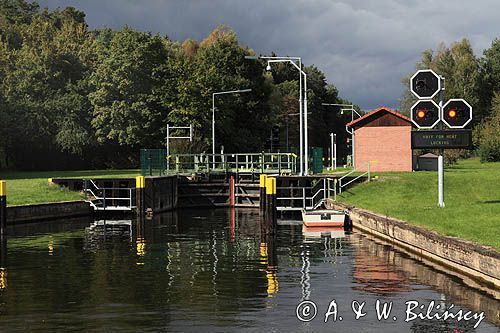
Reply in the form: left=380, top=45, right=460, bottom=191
left=245, top=55, right=308, bottom=176
left=322, top=103, right=361, bottom=168
left=212, top=89, right=251, bottom=168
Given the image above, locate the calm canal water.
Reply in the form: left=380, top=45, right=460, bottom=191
left=0, top=209, right=498, bottom=332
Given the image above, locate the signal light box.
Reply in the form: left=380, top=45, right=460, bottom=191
left=410, top=100, right=440, bottom=129
left=410, top=69, right=441, bottom=99
left=442, top=99, right=472, bottom=129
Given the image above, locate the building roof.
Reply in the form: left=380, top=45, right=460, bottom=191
left=419, top=153, right=438, bottom=158
left=346, top=106, right=413, bottom=128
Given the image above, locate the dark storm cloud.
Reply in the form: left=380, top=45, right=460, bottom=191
left=39, top=0, right=500, bottom=111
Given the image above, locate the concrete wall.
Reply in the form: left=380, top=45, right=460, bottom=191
left=326, top=200, right=500, bottom=294
left=144, top=176, right=178, bottom=213
left=7, top=201, right=93, bottom=224
left=354, top=126, right=412, bottom=172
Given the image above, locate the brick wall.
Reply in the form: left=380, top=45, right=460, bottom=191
left=354, top=126, right=412, bottom=172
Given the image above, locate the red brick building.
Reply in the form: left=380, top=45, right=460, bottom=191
left=346, top=107, right=413, bottom=172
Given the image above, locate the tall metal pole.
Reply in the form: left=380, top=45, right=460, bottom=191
left=438, top=76, right=445, bottom=208
left=166, top=124, right=170, bottom=173
left=351, top=109, right=355, bottom=168
left=330, top=133, right=334, bottom=170
left=298, top=59, right=304, bottom=176
left=334, top=134, right=337, bottom=170
left=212, top=94, right=216, bottom=169
left=302, top=72, right=309, bottom=175
left=260, top=56, right=304, bottom=175
left=322, top=103, right=359, bottom=169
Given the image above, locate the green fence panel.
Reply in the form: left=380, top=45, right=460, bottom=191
left=140, top=149, right=166, bottom=176
left=311, top=147, right=323, bottom=174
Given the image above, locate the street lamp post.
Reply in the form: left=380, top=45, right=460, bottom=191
left=212, top=89, right=252, bottom=168
left=245, top=55, right=309, bottom=176
left=322, top=103, right=361, bottom=168
left=266, top=58, right=309, bottom=175
left=330, top=133, right=337, bottom=170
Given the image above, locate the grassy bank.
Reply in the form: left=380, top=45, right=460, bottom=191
left=338, top=158, right=500, bottom=250
left=0, top=169, right=139, bottom=206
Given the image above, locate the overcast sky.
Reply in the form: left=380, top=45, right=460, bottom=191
left=38, top=0, right=500, bottom=111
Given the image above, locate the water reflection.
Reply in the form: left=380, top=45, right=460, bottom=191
left=0, top=210, right=497, bottom=332
left=0, top=236, right=6, bottom=290
left=84, top=219, right=133, bottom=252
left=351, top=236, right=412, bottom=295
left=354, top=233, right=500, bottom=328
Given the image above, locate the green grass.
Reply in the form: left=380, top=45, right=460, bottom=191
left=0, top=169, right=140, bottom=206
left=338, top=158, right=500, bottom=250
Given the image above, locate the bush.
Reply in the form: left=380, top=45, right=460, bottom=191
left=479, top=124, right=500, bottom=162
left=477, top=92, right=500, bottom=162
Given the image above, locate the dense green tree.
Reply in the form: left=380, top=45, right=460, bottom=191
left=0, top=4, right=353, bottom=169
left=1, top=12, right=100, bottom=168
left=479, top=38, right=500, bottom=120
left=89, top=27, right=174, bottom=148
left=189, top=26, right=272, bottom=152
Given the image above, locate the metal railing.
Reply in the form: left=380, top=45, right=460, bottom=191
left=276, top=178, right=336, bottom=210
left=338, top=162, right=371, bottom=194
left=83, top=179, right=135, bottom=211
left=164, top=152, right=297, bottom=175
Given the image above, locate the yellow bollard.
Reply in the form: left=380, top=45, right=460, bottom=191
left=136, top=176, right=145, bottom=216
left=259, top=174, right=267, bottom=216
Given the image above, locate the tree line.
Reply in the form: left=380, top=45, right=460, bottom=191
left=0, top=1, right=351, bottom=170
left=399, top=38, right=500, bottom=162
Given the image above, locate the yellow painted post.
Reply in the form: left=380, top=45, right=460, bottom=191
left=136, top=176, right=145, bottom=216
left=0, top=180, right=6, bottom=236
left=259, top=174, right=267, bottom=216
left=265, top=177, right=277, bottom=234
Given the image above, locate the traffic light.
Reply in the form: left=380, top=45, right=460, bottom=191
left=410, top=69, right=441, bottom=99
left=411, top=100, right=440, bottom=129
left=442, top=99, right=472, bottom=129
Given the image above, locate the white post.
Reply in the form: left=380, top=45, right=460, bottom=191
left=298, top=59, right=304, bottom=176
left=351, top=109, right=355, bottom=169
left=438, top=155, right=445, bottom=208
left=368, top=161, right=371, bottom=182
left=438, top=75, right=445, bottom=208
left=166, top=124, right=170, bottom=173
left=303, top=71, right=309, bottom=175
left=352, top=130, right=355, bottom=169
left=212, top=94, right=216, bottom=170
left=330, top=133, right=334, bottom=170
left=334, top=134, right=337, bottom=170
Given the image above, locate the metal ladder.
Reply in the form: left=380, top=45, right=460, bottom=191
left=83, top=179, right=135, bottom=211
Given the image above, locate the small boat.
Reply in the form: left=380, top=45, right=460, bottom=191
left=301, top=209, right=348, bottom=228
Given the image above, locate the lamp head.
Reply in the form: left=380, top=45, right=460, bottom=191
left=266, top=64, right=272, bottom=71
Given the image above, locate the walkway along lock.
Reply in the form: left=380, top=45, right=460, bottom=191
left=136, top=176, right=145, bottom=216
left=264, top=177, right=277, bottom=234
left=0, top=181, right=6, bottom=236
